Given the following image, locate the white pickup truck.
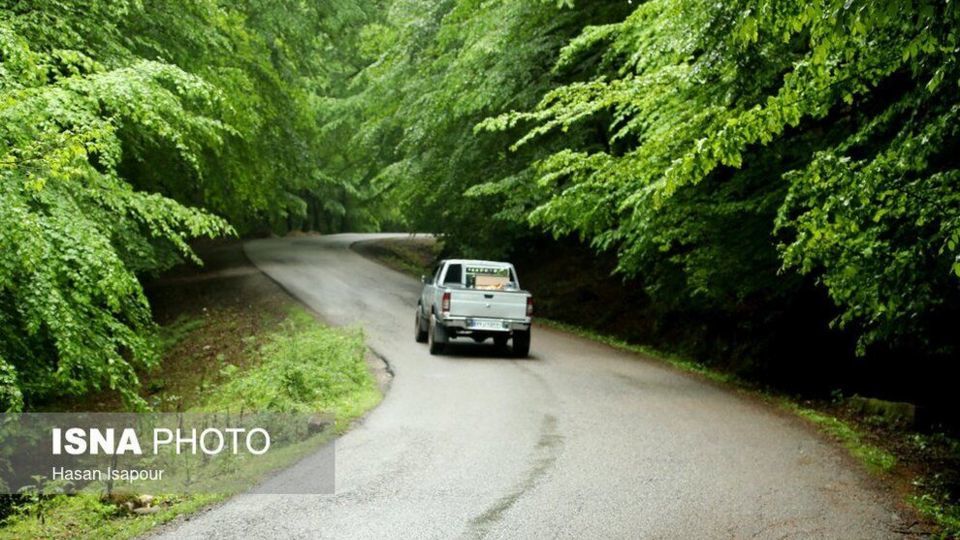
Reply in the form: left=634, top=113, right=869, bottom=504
left=415, top=259, right=532, bottom=357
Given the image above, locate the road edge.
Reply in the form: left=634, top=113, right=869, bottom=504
left=240, top=239, right=395, bottom=398
left=139, top=239, right=395, bottom=540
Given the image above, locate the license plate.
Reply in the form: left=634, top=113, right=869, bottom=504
left=467, top=319, right=504, bottom=330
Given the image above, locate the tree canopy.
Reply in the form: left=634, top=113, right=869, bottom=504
left=484, top=0, right=960, bottom=355
left=0, top=0, right=376, bottom=410
left=2, top=0, right=957, bottom=410
left=338, top=0, right=960, bottom=360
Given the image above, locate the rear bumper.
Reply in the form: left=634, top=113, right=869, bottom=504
left=439, top=315, right=531, bottom=333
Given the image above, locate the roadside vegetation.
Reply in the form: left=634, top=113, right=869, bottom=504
left=0, top=243, right=381, bottom=538
left=201, top=307, right=380, bottom=424
left=0, top=309, right=378, bottom=540
left=0, top=0, right=381, bottom=412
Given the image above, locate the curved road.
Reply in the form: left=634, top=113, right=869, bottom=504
left=156, top=234, right=906, bottom=539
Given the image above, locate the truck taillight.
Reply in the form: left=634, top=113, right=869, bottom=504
left=526, top=296, right=533, bottom=317
left=442, top=292, right=451, bottom=314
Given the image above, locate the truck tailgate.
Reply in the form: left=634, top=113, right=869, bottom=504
left=450, top=290, right=527, bottom=320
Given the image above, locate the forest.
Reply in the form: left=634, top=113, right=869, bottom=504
left=1, top=0, right=958, bottom=422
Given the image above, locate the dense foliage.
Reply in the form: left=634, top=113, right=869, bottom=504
left=2, top=0, right=958, bottom=409
left=0, top=0, right=376, bottom=410
left=484, top=0, right=960, bottom=357
left=332, top=0, right=959, bottom=374
left=324, top=0, right=634, bottom=255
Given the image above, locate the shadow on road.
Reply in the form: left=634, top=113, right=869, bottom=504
left=431, top=340, right=538, bottom=361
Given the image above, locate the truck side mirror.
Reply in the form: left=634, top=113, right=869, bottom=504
left=421, top=275, right=428, bottom=284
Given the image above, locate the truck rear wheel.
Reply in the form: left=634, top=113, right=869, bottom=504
left=428, top=314, right=446, bottom=355
left=415, top=308, right=428, bottom=343
left=512, top=330, right=531, bottom=358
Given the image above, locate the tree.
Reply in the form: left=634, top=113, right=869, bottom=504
left=482, top=0, right=960, bottom=354
left=0, top=0, right=377, bottom=410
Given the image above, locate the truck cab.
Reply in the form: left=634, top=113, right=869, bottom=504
left=415, top=259, right=532, bottom=357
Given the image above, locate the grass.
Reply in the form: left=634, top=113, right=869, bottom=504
left=0, top=306, right=380, bottom=539
left=199, top=306, right=381, bottom=429
left=0, top=493, right=223, bottom=540
left=910, top=490, right=960, bottom=539
left=907, top=434, right=960, bottom=538
left=782, top=404, right=897, bottom=474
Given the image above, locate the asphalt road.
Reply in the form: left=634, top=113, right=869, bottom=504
left=154, top=233, right=907, bottom=539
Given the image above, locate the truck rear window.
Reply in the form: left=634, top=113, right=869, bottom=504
left=443, top=264, right=463, bottom=285
left=465, top=266, right=514, bottom=290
